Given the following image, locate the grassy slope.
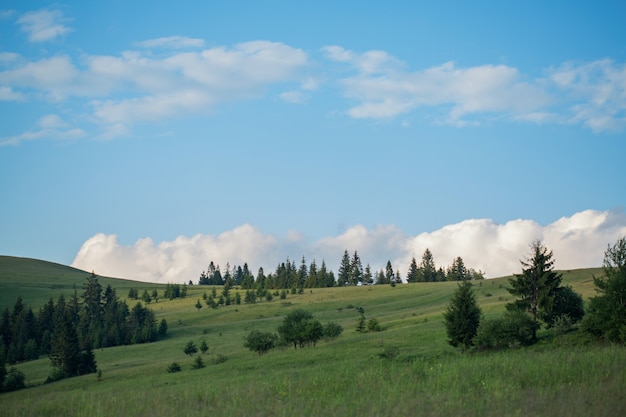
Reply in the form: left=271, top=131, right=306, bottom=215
left=2, top=258, right=624, bottom=417
left=0, top=256, right=162, bottom=311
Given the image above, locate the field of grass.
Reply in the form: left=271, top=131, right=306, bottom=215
left=1, top=257, right=624, bottom=417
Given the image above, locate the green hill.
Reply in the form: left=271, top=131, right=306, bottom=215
left=0, top=256, right=161, bottom=311
left=2, top=257, right=623, bottom=417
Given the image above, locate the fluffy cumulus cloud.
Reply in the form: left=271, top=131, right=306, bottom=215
left=71, top=209, right=626, bottom=283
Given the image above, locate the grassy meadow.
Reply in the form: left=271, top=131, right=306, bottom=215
left=1, top=257, right=624, bottom=417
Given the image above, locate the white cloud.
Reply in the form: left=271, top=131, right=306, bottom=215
left=0, top=86, right=24, bottom=101
left=279, top=90, right=306, bottom=103
left=548, top=59, right=626, bottom=132
left=0, top=114, right=85, bottom=146
left=71, top=209, right=626, bottom=283
left=17, top=9, right=72, bottom=42
left=325, top=47, right=626, bottom=131
left=0, top=41, right=308, bottom=138
left=135, top=36, right=205, bottom=49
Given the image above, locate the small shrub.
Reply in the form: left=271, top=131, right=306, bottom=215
left=367, top=318, right=382, bottom=332
left=210, top=354, right=228, bottom=365
left=200, top=340, right=209, bottom=354
left=473, top=310, right=537, bottom=350
left=553, top=314, right=576, bottom=336
left=192, top=355, right=205, bottom=369
left=167, top=362, right=182, bottom=373
left=183, top=341, right=198, bottom=356
left=4, top=367, right=26, bottom=391
left=355, top=316, right=366, bottom=333
left=378, top=346, right=400, bottom=361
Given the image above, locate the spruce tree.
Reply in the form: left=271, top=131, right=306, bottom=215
left=385, top=261, right=395, bottom=284
left=419, top=249, right=437, bottom=282
left=349, top=251, right=363, bottom=285
left=507, top=241, right=561, bottom=341
left=406, top=257, right=419, bottom=283
left=444, top=281, right=482, bottom=349
left=338, top=250, right=351, bottom=286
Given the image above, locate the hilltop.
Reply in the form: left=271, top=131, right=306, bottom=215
left=0, top=256, right=160, bottom=310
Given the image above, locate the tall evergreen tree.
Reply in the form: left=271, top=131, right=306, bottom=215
left=305, top=259, right=318, bottom=288
left=444, top=281, right=482, bottom=350
left=419, top=249, right=437, bottom=282
left=507, top=241, right=561, bottom=341
left=50, top=301, right=81, bottom=376
left=447, top=257, right=469, bottom=281
left=83, top=272, right=103, bottom=324
left=363, top=264, right=374, bottom=285
left=349, top=251, right=363, bottom=285
left=385, top=261, right=395, bottom=284
left=406, top=257, right=419, bottom=283
left=338, top=250, right=351, bottom=286
left=298, top=256, right=308, bottom=288
left=375, top=269, right=387, bottom=285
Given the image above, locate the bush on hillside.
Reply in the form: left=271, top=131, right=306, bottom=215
left=473, top=310, right=538, bottom=350
left=167, top=362, right=181, bottom=373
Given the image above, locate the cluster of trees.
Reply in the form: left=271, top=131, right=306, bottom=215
left=0, top=273, right=168, bottom=384
left=243, top=309, right=343, bottom=355
left=407, top=249, right=484, bottom=283
left=199, top=258, right=336, bottom=289
left=127, top=287, right=160, bottom=303
left=198, top=249, right=483, bottom=290
left=445, top=237, right=626, bottom=351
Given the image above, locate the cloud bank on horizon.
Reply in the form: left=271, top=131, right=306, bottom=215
left=72, top=209, right=626, bottom=283
left=1, top=7, right=625, bottom=146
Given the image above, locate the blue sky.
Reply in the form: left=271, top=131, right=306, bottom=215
left=1, top=1, right=625, bottom=282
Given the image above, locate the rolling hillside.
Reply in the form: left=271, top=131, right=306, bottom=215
left=0, top=256, right=163, bottom=311
left=2, top=256, right=621, bottom=417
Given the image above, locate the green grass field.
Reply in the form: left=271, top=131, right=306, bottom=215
left=1, top=257, right=624, bottom=417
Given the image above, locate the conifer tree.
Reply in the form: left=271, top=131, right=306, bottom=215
left=419, top=249, right=437, bottom=282
left=385, top=261, right=395, bottom=284
left=406, top=257, right=419, bottom=283
left=444, top=281, right=482, bottom=350
left=349, top=251, right=363, bottom=285
left=507, top=241, right=561, bottom=341
left=338, top=250, right=351, bottom=286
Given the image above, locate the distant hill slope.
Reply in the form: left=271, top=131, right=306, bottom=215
left=0, top=256, right=160, bottom=310
left=0, top=255, right=603, bottom=312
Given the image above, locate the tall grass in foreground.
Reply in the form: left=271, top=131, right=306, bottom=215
left=3, top=344, right=624, bottom=417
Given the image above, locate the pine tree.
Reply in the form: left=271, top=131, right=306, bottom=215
left=363, top=264, right=373, bottom=285
left=297, top=256, right=308, bottom=288
left=447, top=256, right=469, bottom=281
left=406, top=257, right=419, bottom=283
left=338, top=250, right=351, bottom=286
left=349, top=251, right=363, bottom=285
left=507, top=241, right=561, bottom=341
left=444, top=281, right=482, bottom=350
left=385, top=261, right=395, bottom=285
left=419, top=249, right=437, bottom=282
left=50, top=303, right=81, bottom=376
